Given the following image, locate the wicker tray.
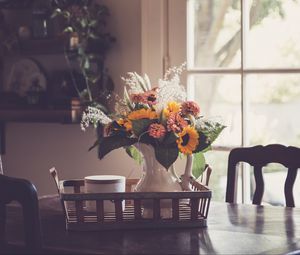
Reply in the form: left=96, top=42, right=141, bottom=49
left=50, top=168, right=212, bottom=231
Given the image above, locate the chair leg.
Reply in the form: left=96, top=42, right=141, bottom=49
left=0, top=204, right=6, bottom=246
left=22, top=199, right=42, bottom=253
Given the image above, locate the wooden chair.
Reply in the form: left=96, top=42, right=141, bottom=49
left=225, top=144, right=300, bottom=207
left=0, top=174, right=42, bottom=254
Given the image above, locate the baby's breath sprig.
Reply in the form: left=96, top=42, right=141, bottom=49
left=163, top=62, right=186, bottom=81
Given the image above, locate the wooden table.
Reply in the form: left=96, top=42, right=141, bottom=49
left=5, top=195, right=300, bottom=254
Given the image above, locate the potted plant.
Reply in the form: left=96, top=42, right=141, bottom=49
left=51, top=0, right=116, bottom=112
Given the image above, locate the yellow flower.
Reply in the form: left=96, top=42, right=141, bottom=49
left=176, top=126, right=199, bottom=154
left=124, top=121, right=132, bottom=131
left=117, top=118, right=125, bottom=126
left=127, top=108, right=158, bottom=120
left=125, top=109, right=158, bottom=131
left=163, top=101, right=181, bottom=118
left=117, top=118, right=132, bottom=131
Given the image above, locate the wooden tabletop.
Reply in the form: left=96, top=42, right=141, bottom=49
left=5, top=195, right=300, bottom=254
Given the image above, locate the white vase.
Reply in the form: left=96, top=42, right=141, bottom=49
left=134, top=143, right=182, bottom=218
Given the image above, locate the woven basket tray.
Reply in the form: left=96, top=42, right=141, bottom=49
left=50, top=168, right=212, bottom=231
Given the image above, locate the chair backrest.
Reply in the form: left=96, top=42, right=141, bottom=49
left=0, top=174, right=42, bottom=253
left=225, top=144, right=300, bottom=207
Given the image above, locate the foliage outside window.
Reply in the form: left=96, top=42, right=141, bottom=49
left=188, top=0, right=300, bottom=204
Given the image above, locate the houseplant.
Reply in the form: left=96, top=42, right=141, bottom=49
left=51, top=0, right=116, bottom=112
left=81, top=64, right=225, bottom=193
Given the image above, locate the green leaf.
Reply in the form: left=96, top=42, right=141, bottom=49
left=51, top=8, right=62, bottom=18
left=192, top=152, right=206, bottom=179
left=88, top=20, right=98, bottom=27
left=125, top=146, right=143, bottom=165
left=163, top=132, right=177, bottom=145
left=134, top=72, right=148, bottom=92
left=155, top=145, right=179, bottom=170
left=194, top=132, right=211, bottom=153
left=132, top=119, right=155, bottom=137
left=202, top=122, right=226, bottom=144
left=99, top=135, right=137, bottom=159
left=84, top=58, right=90, bottom=69
left=88, top=139, right=99, bottom=151
left=62, top=11, right=71, bottom=19
left=143, top=74, right=152, bottom=91
left=63, top=26, right=73, bottom=33
left=124, top=87, right=134, bottom=110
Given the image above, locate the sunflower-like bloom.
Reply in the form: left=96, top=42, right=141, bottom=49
left=176, top=126, right=199, bottom=154
left=128, top=108, right=158, bottom=120
left=163, top=101, right=181, bottom=118
left=117, top=118, right=132, bottom=131
left=148, top=123, right=166, bottom=138
left=181, top=101, right=200, bottom=117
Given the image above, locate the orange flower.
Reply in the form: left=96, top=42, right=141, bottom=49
left=167, top=112, right=188, bottom=133
left=181, top=101, right=200, bottom=117
left=148, top=123, right=166, bottom=138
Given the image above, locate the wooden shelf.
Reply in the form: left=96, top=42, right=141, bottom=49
left=0, top=108, right=81, bottom=123
left=0, top=98, right=82, bottom=123
left=5, top=37, right=68, bottom=56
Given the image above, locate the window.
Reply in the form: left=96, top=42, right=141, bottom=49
left=187, top=0, right=300, bottom=204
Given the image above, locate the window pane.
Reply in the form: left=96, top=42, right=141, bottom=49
left=246, top=74, right=300, bottom=146
left=205, top=150, right=230, bottom=202
left=246, top=73, right=300, bottom=206
left=246, top=0, right=300, bottom=68
left=188, top=74, right=242, bottom=146
left=250, top=164, right=300, bottom=207
left=187, top=0, right=241, bottom=68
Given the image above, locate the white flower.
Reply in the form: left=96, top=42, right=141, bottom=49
left=80, top=106, right=112, bottom=131
left=121, top=72, right=151, bottom=94
left=156, top=73, right=187, bottom=113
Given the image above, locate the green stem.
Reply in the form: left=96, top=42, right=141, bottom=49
left=63, top=47, right=81, bottom=97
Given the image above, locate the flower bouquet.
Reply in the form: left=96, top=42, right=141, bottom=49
left=81, top=64, right=225, bottom=186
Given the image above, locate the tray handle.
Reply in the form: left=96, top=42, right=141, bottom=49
left=49, top=167, right=60, bottom=194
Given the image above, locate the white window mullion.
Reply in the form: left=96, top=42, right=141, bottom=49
left=241, top=0, right=251, bottom=204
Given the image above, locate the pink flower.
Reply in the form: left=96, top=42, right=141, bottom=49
left=148, top=123, right=166, bottom=138
left=130, top=88, right=158, bottom=106
left=181, top=101, right=200, bottom=117
left=142, top=89, right=157, bottom=105
left=131, top=94, right=144, bottom=104
left=167, top=112, right=188, bottom=133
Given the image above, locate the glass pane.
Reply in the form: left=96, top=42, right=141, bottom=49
left=246, top=74, right=300, bottom=146
left=187, top=0, right=241, bottom=68
left=250, top=164, right=300, bottom=207
left=188, top=74, right=242, bottom=147
left=246, top=73, right=300, bottom=206
left=246, top=0, right=300, bottom=68
left=205, top=150, right=230, bottom=202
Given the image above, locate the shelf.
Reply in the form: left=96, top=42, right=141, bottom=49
left=0, top=108, right=81, bottom=123
left=0, top=0, right=32, bottom=9
left=0, top=98, right=82, bottom=123
left=6, top=37, right=68, bottom=56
